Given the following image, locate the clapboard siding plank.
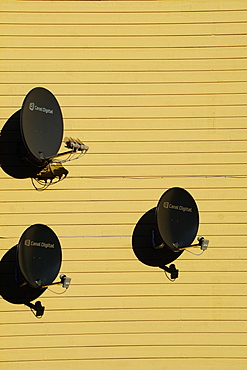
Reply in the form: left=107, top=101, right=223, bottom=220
left=0, top=176, right=245, bottom=190
left=3, top=105, right=247, bottom=120
left=1, top=359, right=247, bottom=370
left=0, top=242, right=246, bottom=261
left=0, top=70, right=246, bottom=84
left=61, top=117, right=247, bottom=130
left=1, top=127, right=244, bottom=141
left=1, top=0, right=247, bottom=12
left=0, top=211, right=247, bottom=227
left=2, top=295, right=245, bottom=310
left=2, top=93, right=247, bottom=108
left=1, top=211, right=247, bottom=227
left=48, top=259, right=247, bottom=273
left=0, top=272, right=246, bottom=291
left=1, top=140, right=247, bottom=156
left=1, top=346, right=247, bottom=365
left=1, top=83, right=247, bottom=96
left=1, top=344, right=247, bottom=361
left=1, top=198, right=247, bottom=213
left=0, top=319, right=246, bottom=337
left=2, top=22, right=247, bottom=36
left=1, top=257, right=246, bottom=274
left=1, top=307, right=247, bottom=323
left=14, top=283, right=245, bottom=298
left=1, top=47, right=247, bottom=60
left=2, top=10, right=247, bottom=24
left=1, top=153, right=247, bottom=167
left=17, top=163, right=247, bottom=177
left=1, top=35, right=247, bottom=48
left=0, top=237, right=245, bottom=253
left=25, top=128, right=247, bottom=141
left=2, top=117, right=247, bottom=132
left=55, top=247, right=247, bottom=261
left=54, top=94, right=247, bottom=107
left=17, top=152, right=247, bottom=165
left=1, top=331, right=247, bottom=349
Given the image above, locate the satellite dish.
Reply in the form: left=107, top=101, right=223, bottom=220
left=0, top=87, right=89, bottom=189
left=132, top=188, right=209, bottom=281
left=20, top=87, right=64, bottom=162
left=17, top=224, right=62, bottom=288
left=156, top=187, right=199, bottom=251
left=0, top=224, right=71, bottom=317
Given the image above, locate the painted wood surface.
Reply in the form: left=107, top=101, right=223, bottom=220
left=0, top=1, right=247, bottom=369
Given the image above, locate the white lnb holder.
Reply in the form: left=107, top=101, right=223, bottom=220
left=60, top=274, right=71, bottom=289
left=197, top=236, right=209, bottom=251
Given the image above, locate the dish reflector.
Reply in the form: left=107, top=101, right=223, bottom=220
left=20, top=87, right=63, bottom=161
left=17, top=224, right=62, bottom=288
left=156, top=187, right=199, bottom=251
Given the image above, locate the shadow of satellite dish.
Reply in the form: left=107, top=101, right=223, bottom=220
left=0, top=110, right=43, bottom=179
left=0, top=245, right=46, bottom=305
left=0, top=87, right=89, bottom=190
left=132, top=208, right=183, bottom=268
left=0, top=224, right=71, bottom=317
left=132, top=188, right=209, bottom=281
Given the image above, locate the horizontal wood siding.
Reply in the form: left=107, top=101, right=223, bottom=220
left=0, top=1, right=247, bottom=369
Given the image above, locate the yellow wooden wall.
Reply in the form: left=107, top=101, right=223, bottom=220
left=0, top=0, right=247, bottom=369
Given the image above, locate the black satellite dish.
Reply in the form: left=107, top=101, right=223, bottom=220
left=0, top=87, right=89, bottom=189
left=156, top=187, right=199, bottom=251
left=0, top=224, right=71, bottom=317
left=17, top=224, right=62, bottom=288
left=20, top=87, right=64, bottom=162
left=132, top=188, right=209, bottom=281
